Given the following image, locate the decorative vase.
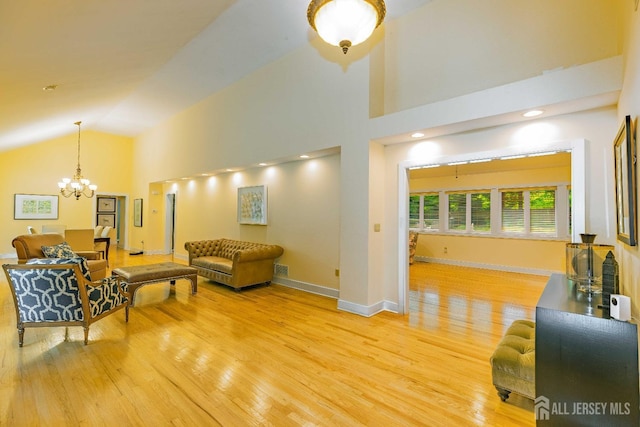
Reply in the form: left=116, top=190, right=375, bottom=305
left=565, top=234, right=614, bottom=294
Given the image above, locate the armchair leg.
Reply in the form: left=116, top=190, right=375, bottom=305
left=17, top=327, right=24, bottom=347
left=83, top=327, right=89, bottom=345
left=125, top=305, right=129, bottom=322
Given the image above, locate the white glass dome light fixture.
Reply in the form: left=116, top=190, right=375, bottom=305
left=307, top=0, right=386, bottom=54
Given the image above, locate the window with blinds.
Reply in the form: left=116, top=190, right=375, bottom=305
left=502, top=191, right=525, bottom=232
left=530, top=189, right=556, bottom=233
left=409, top=185, right=566, bottom=239
left=409, top=193, right=440, bottom=230
left=423, top=194, right=439, bottom=230
left=471, top=192, right=491, bottom=232
left=448, top=193, right=466, bottom=231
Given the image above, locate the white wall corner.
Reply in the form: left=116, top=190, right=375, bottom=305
left=337, top=299, right=399, bottom=317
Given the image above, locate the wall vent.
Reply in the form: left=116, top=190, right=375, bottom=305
left=274, top=264, right=289, bottom=277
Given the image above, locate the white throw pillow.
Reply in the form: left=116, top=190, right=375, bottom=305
left=101, top=226, right=112, bottom=238
left=94, top=225, right=104, bottom=238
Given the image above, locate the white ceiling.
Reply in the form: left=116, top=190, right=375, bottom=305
left=0, top=0, right=431, bottom=152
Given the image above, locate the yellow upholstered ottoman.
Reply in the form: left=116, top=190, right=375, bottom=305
left=490, top=320, right=536, bottom=401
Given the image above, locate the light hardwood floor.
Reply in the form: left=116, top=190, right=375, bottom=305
left=0, top=250, right=546, bottom=426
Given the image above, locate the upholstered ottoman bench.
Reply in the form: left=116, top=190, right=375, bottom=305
left=490, top=319, right=536, bottom=402
left=112, top=262, right=198, bottom=306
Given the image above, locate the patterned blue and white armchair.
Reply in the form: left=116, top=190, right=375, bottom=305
left=2, top=258, right=129, bottom=347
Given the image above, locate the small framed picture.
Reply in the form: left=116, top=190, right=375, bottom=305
left=614, top=115, right=637, bottom=246
left=134, top=198, right=143, bottom=227
left=97, top=197, right=116, bottom=212
left=97, top=214, right=115, bottom=228
left=237, top=185, right=267, bottom=225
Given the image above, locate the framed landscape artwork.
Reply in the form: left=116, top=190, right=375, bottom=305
left=614, top=115, right=637, bottom=246
left=237, top=185, right=267, bottom=225
left=14, top=194, right=59, bottom=220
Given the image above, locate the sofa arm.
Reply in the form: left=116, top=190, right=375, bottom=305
left=234, top=245, right=284, bottom=263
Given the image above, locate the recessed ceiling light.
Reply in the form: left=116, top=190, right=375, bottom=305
left=226, top=169, right=233, bottom=172
left=300, top=155, right=310, bottom=159
left=411, top=132, right=425, bottom=138
left=523, top=109, right=544, bottom=118
left=258, top=163, right=267, bottom=166
left=43, top=84, right=58, bottom=91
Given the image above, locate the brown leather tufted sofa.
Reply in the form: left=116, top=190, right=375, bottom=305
left=12, top=234, right=107, bottom=280
left=184, top=238, right=283, bottom=290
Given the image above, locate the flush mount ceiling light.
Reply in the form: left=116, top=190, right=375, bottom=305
left=307, top=0, right=386, bottom=54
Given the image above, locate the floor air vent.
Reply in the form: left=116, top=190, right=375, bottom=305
left=274, top=264, right=289, bottom=277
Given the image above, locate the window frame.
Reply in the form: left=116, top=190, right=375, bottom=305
left=409, top=182, right=571, bottom=240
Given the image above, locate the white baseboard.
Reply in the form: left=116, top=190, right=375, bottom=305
left=417, top=256, right=558, bottom=276
left=0, top=252, right=17, bottom=260
left=273, top=276, right=339, bottom=299
left=337, top=299, right=399, bottom=317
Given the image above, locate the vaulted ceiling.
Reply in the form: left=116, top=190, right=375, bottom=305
left=0, top=0, right=431, bottom=152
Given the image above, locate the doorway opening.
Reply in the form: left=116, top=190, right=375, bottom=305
left=165, top=193, right=176, bottom=255
left=397, top=139, right=586, bottom=315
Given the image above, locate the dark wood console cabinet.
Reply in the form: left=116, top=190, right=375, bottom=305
left=536, top=274, right=639, bottom=426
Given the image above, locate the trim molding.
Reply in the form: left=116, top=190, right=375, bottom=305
left=273, top=277, right=340, bottom=299
left=416, top=256, right=557, bottom=277
left=337, top=299, right=399, bottom=317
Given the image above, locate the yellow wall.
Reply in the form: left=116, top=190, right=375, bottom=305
left=416, top=234, right=566, bottom=274
left=0, top=130, right=133, bottom=256
left=384, top=0, right=623, bottom=113
left=409, top=159, right=571, bottom=273
left=152, top=154, right=341, bottom=290
left=410, top=165, right=571, bottom=191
